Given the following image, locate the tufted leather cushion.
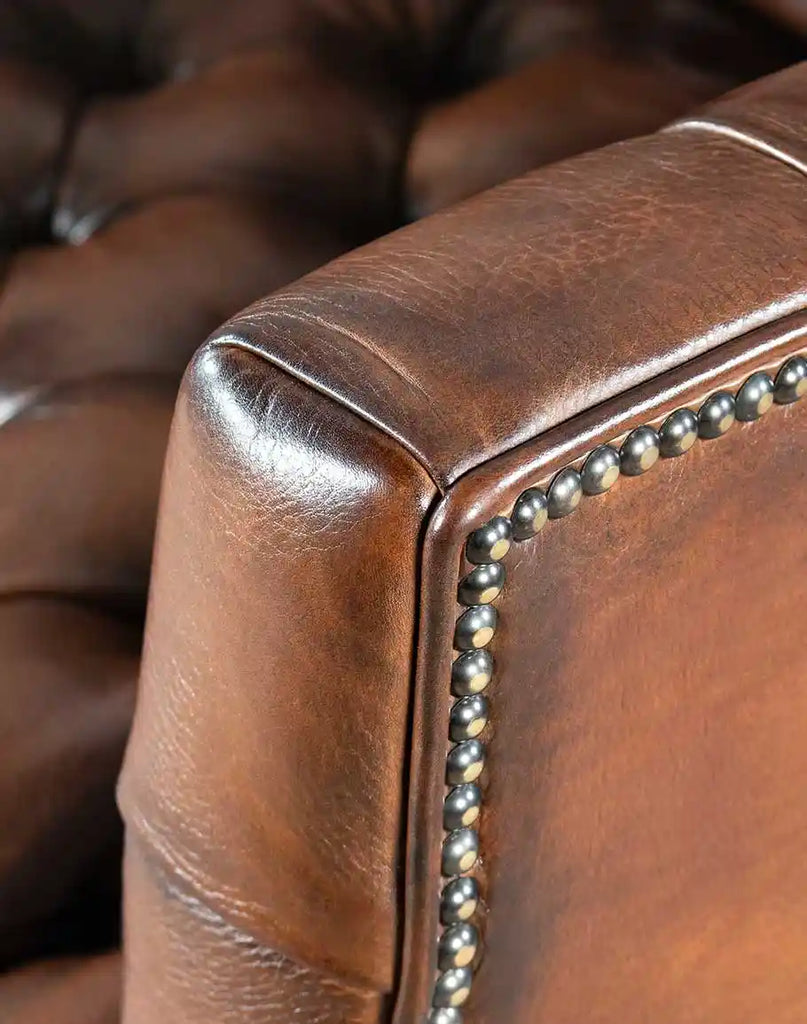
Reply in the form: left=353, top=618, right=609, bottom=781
left=0, top=1, right=804, bottom=1021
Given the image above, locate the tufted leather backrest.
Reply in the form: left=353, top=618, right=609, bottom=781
left=3, top=1, right=806, bottom=251
left=0, top=0, right=805, bottom=1015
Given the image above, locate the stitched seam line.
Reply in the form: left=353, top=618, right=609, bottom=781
left=667, top=118, right=807, bottom=180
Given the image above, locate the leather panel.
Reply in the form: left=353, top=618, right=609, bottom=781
left=465, top=395, right=807, bottom=1022
left=119, top=344, right=437, bottom=1006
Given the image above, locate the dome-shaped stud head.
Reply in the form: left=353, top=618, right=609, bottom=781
left=443, top=783, right=482, bottom=830
left=457, top=562, right=505, bottom=606
left=433, top=967, right=473, bottom=1009
left=511, top=487, right=548, bottom=540
left=620, top=426, right=660, bottom=475
left=581, top=445, right=621, bottom=495
left=465, top=516, right=512, bottom=563
left=438, top=922, right=480, bottom=970
left=446, top=739, right=485, bottom=786
left=658, top=408, right=698, bottom=457
left=428, top=1009, right=464, bottom=1024
left=774, top=355, right=807, bottom=404
left=454, top=605, right=497, bottom=651
left=440, top=876, right=479, bottom=924
left=441, top=828, right=480, bottom=877
left=449, top=695, right=489, bottom=742
left=451, top=650, right=493, bottom=697
left=547, top=467, right=583, bottom=518
left=735, top=372, right=774, bottom=421
left=698, top=391, right=735, bottom=439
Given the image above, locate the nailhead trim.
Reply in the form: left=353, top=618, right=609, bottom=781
left=429, top=353, right=806, bottom=1021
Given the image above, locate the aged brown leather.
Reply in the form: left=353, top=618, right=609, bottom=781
left=459, top=341, right=807, bottom=1024
left=123, top=61, right=807, bottom=1024
left=1, top=2, right=805, bottom=1022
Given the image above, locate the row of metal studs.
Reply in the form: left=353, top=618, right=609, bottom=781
left=427, top=353, right=807, bottom=1022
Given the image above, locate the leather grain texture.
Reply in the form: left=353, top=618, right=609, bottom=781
left=460, top=377, right=807, bottom=1024
left=0, top=3, right=805, bottom=1023
left=216, top=63, right=807, bottom=490
left=119, top=346, right=436, bottom=1018
left=126, top=62, right=807, bottom=1024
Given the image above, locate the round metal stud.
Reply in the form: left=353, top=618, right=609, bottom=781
left=433, top=967, right=473, bottom=1009
left=451, top=650, right=493, bottom=697
left=454, top=605, right=497, bottom=651
left=698, top=391, right=735, bottom=438
left=735, top=372, right=775, bottom=421
left=511, top=487, right=548, bottom=540
left=774, top=355, right=807, bottom=404
left=547, top=467, right=582, bottom=518
left=446, top=739, right=484, bottom=785
left=620, top=426, right=660, bottom=475
left=449, top=695, right=489, bottom=742
left=428, top=1009, right=464, bottom=1024
left=581, top=445, right=620, bottom=495
left=658, top=408, right=698, bottom=457
left=457, top=563, right=505, bottom=606
left=441, top=828, right=479, bottom=876
left=440, top=876, right=479, bottom=924
left=465, top=516, right=512, bottom=564
left=438, top=923, right=480, bottom=970
left=443, top=784, right=482, bottom=830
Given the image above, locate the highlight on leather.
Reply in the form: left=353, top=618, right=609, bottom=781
left=0, top=3, right=805, bottom=1024
left=429, top=349, right=807, bottom=1019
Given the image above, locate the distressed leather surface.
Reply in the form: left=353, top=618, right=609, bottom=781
left=0, top=2, right=805, bottom=1023
left=126, top=63, right=807, bottom=1024
left=467, top=373, right=807, bottom=1024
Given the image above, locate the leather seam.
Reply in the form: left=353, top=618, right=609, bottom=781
left=209, top=332, right=448, bottom=493
left=666, top=118, right=807, bottom=180
left=125, top=829, right=386, bottom=1000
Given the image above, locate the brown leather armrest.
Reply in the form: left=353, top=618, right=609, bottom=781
left=121, top=63, right=807, bottom=1024
left=207, top=61, right=807, bottom=492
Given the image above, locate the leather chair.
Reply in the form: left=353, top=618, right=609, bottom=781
left=123, top=61, right=807, bottom=1024
left=0, top=2, right=805, bottom=1022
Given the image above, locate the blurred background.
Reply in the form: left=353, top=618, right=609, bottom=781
left=0, top=2, right=805, bottom=1020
